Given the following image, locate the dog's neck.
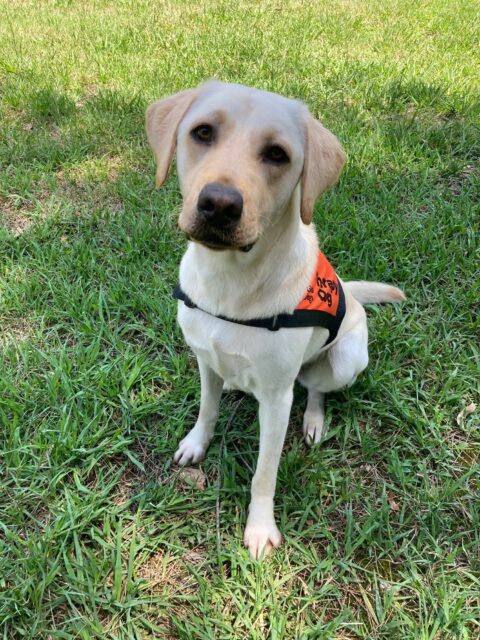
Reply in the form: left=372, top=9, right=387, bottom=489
left=179, top=188, right=320, bottom=319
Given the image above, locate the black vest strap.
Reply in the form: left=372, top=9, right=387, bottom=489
left=173, top=283, right=346, bottom=346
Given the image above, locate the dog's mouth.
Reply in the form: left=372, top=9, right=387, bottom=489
left=186, top=231, right=255, bottom=253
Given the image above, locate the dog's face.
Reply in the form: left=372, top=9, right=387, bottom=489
left=175, top=84, right=306, bottom=251
left=146, top=82, right=345, bottom=251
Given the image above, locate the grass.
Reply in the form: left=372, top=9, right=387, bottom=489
left=0, top=0, right=479, bottom=637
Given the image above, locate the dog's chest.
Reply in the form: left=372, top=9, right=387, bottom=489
left=178, top=304, right=311, bottom=396
left=178, top=305, right=256, bottom=391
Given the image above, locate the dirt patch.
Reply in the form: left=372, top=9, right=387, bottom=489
left=448, top=164, right=479, bottom=196
left=110, top=464, right=143, bottom=507
left=1, top=198, right=33, bottom=236
left=136, top=546, right=206, bottom=596
left=0, top=316, right=32, bottom=344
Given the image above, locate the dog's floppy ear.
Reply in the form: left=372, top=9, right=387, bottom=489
left=300, top=113, right=346, bottom=225
left=146, top=89, right=198, bottom=188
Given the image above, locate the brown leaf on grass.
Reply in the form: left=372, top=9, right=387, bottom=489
left=183, top=549, right=205, bottom=564
left=387, top=492, right=400, bottom=512
left=456, top=403, right=477, bottom=426
left=177, top=467, right=206, bottom=490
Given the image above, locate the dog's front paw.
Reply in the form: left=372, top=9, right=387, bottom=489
left=174, top=435, right=208, bottom=466
left=303, top=411, right=326, bottom=445
left=243, top=518, right=282, bottom=560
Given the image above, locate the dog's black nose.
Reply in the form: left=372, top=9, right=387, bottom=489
left=197, top=183, right=243, bottom=224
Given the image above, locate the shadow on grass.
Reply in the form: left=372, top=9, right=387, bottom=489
left=1, top=77, right=478, bottom=451
left=3, top=75, right=479, bottom=169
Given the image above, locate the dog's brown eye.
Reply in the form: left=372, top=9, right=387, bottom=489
left=191, top=124, right=214, bottom=144
left=263, top=145, right=289, bottom=164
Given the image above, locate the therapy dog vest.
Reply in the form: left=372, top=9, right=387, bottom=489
left=174, top=251, right=346, bottom=345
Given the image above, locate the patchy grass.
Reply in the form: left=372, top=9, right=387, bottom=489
left=0, top=0, right=479, bottom=637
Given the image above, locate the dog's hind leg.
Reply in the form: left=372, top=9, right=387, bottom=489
left=174, top=356, right=223, bottom=466
left=302, top=388, right=326, bottom=444
left=298, top=325, right=369, bottom=445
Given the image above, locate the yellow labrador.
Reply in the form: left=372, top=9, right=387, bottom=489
left=146, top=81, right=405, bottom=559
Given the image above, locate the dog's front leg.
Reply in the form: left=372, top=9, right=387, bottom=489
left=174, top=356, right=223, bottom=466
left=244, top=386, right=294, bottom=560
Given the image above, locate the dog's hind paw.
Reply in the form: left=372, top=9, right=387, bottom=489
left=303, top=412, right=326, bottom=445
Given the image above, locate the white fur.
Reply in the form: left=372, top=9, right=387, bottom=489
left=176, top=194, right=370, bottom=559
left=147, top=82, right=404, bottom=559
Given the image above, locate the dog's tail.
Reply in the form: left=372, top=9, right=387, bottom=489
left=344, top=281, right=406, bottom=305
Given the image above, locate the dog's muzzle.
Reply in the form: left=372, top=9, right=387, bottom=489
left=185, top=182, right=255, bottom=251
left=197, top=182, right=243, bottom=228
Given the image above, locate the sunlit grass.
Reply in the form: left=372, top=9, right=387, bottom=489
left=0, top=0, right=478, bottom=637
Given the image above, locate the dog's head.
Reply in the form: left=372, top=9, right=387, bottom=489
left=146, top=81, right=345, bottom=251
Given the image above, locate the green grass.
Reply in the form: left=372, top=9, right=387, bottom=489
left=0, top=0, right=479, bottom=637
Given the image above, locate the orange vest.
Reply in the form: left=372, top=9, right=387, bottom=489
left=296, top=251, right=341, bottom=317
left=174, top=250, right=345, bottom=344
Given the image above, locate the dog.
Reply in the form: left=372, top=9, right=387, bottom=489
left=146, top=81, right=405, bottom=559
